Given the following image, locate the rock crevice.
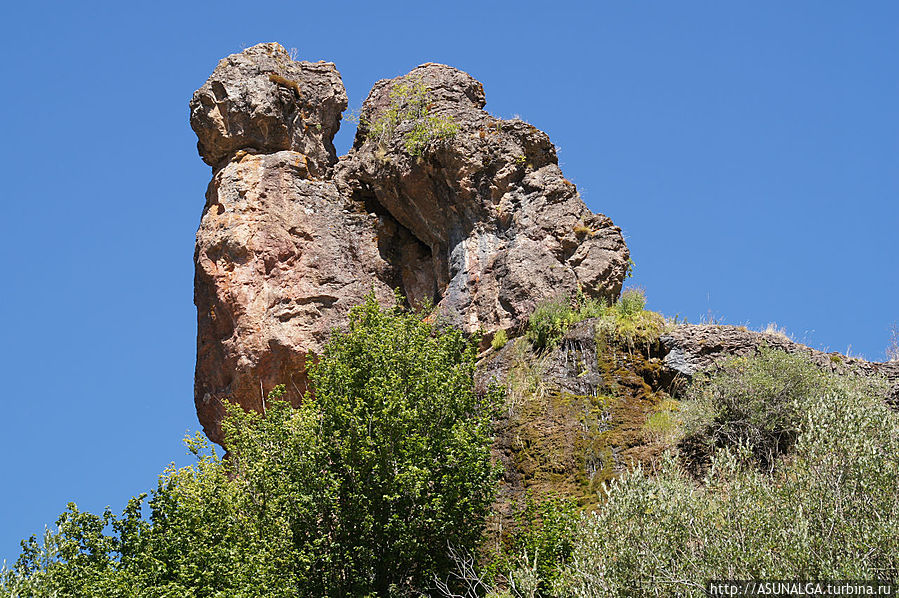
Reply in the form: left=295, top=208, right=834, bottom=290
left=190, top=43, right=630, bottom=443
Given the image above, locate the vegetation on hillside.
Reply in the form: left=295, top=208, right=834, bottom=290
left=554, top=351, right=898, bottom=597
left=4, top=292, right=898, bottom=597
left=1, top=295, right=499, bottom=597
left=458, top=350, right=899, bottom=597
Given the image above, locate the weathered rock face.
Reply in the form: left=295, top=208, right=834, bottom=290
left=339, top=64, right=629, bottom=331
left=191, top=44, right=630, bottom=444
left=193, top=150, right=397, bottom=443
left=190, top=42, right=347, bottom=174
left=476, top=321, right=670, bottom=513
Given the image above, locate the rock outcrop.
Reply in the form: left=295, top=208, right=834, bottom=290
left=477, top=320, right=670, bottom=512
left=337, top=64, right=629, bottom=330
left=190, top=43, right=347, bottom=174
left=476, top=320, right=899, bottom=513
left=191, top=44, right=630, bottom=444
left=661, top=324, right=899, bottom=405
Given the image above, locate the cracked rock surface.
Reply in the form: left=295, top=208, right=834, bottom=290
left=190, top=44, right=630, bottom=444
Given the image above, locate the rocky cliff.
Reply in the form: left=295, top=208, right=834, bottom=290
left=190, top=43, right=630, bottom=444
left=189, top=44, right=897, bottom=495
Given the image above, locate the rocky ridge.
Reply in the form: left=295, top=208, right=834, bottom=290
left=477, top=321, right=899, bottom=511
left=190, top=43, right=630, bottom=444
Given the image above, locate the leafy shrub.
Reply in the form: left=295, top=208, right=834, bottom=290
left=678, top=348, right=834, bottom=472
left=301, top=295, right=501, bottom=594
left=594, top=288, right=669, bottom=351
left=1, top=294, right=500, bottom=597
left=362, top=77, right=459, bottom=156
left=438, top=494, right=578, bottom=598
left=506, top=494, right=578, bottom=590
left=527, top=292, right=606, bottom=351
left=553, top=353, right=899, bottom=597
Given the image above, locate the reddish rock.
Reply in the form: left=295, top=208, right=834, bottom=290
left=193, top=149, right=397, bottom=443
left=190, top=44, right=631, bottom=444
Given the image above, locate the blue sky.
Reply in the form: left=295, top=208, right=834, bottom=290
left=1, top=1, right=897, bottom=565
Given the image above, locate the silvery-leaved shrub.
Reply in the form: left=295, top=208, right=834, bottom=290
left=553, top=351, right=898, bottom=598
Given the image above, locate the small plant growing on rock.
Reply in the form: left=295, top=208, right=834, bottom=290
left=491, top=328, right=509, bottom=351
left=362, top=78, right=459, bottom=156
left=572, top=222, right=595, bottom=237
left=762, top=321, right=791, bottom=341
left=527, top=291, right=606, bottom=351
left=268, top=73, right=302, bottom=96
left=527, top=288, right=669, bottom=352
left=594, top=288, right=669, bottom=351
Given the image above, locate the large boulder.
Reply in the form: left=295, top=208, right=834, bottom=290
left=339, top=63, right=629, bottom=332
left=191, top=44, right=631, bottom=444
left=190, top=42, right=347, bottom=174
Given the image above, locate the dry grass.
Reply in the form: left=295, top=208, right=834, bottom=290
left=268, top=73, right=303, bottom=97
left=762, top=322, right=791, bottom=341
left=572, top=223, right=595, bottom=238
left=887, top=323, right=899, bottom=362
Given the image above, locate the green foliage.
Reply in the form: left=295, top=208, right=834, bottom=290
left=492, top=329, right=509, bottom=351
left=438, top=495, right=578, bottom=598
left=553, top=352, right=899, bottom=597
left=362, top=78, right=459, bottom=156
left=506, top=494, right=578, bottom=590
left=678, top=348, right=835, bottom=472
left=593, top=288, right=669, bottom=351
left=527, top=288, right=667, bottom=352
left=526, top=291, right=606, bottom=351
left=302, top=294, right=501, bottom=594
left=2, top=294, right=499, bottom=597
left=642, top=398, right=681, bottom=444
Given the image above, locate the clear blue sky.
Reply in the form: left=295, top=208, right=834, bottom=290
left=1, top=1, right=897, bottom=565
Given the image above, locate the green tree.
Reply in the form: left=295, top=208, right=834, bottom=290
left=2, top=294, right=500, bottom=597
left=305, top=294, right=500, bottom=594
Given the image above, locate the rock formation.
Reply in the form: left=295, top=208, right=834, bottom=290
left=477, top=320, right=899, bottom=511
left=190, top=43, right=630, bottom=444
left=661, top=324, right=899, bottom=405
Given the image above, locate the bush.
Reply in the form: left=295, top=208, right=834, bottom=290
left=437, top=494, right=578, bottom=598
left=554, top=352, right=899, bottom=597
left=678, top=348, right=834, bottom=472
left=1, top=294, right=500, bottom=597
left=362, top=78, right=459, bottom=156
left=506, top=494, right=578, bottom=591
left=527, top=288, right=667, bottom=352
left=594, top=288, right=668, bottom=350
left=527, top=292, right=606, bottom=351
left=302, top=294, right=501, bottom=594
